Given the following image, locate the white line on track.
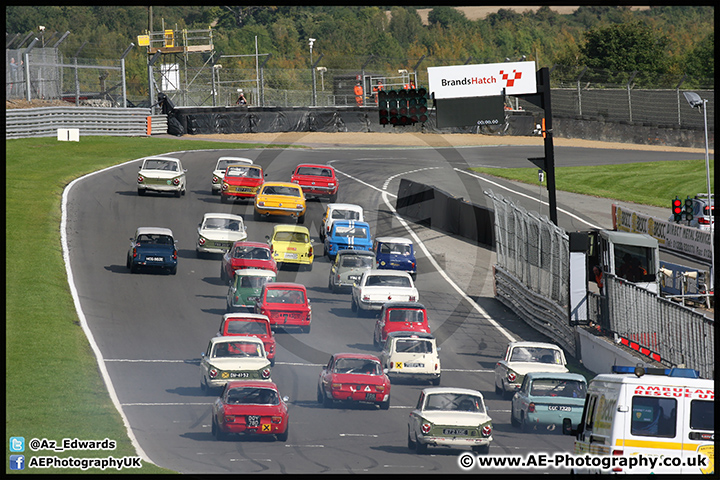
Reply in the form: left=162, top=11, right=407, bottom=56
left=332, top=165, right=517, bottom=343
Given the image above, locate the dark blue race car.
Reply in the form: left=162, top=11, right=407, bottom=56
left=373, top=236, right=416, bottom=279
left=324, top=220, right=372, bottom=260
left=127, top=227, right=178, bottom=274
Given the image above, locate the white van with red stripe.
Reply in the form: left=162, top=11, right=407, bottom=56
left=562, top=366, right=714, bottom=474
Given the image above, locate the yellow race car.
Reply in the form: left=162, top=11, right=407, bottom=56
left=254, top=181, right=307, bottom=223
left=267, top=224, right=314, bottom=271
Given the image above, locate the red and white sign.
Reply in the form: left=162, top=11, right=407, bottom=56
left=428, top=61, right=537, bottom=99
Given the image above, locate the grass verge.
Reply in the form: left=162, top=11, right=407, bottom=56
left=470, top=159, right=713, bottom=208
left=6, top=136, right=296, bottom=474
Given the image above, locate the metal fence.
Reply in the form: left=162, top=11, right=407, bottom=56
left=487, top=189, right=714, bottom=377
left=7, top=46, right=713, bottom=131
left=5, top=107, right=153, bottom=139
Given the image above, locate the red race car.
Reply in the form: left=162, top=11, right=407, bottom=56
left=211, top=380, right=289, bottom=441
left=373, top=301, right=430, bottom=348
left=254, top=282, right=311, bottom=333
left=221, top=241, right=277, bottom=282
left=221, top=164, right=265, bottom=204
left=290, top=164, right=339, bottom=202
left=317, top=353, right=391, bottom=409
left=217, top=313, right=277, bottom=366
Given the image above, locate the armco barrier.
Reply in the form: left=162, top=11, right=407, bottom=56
left=6, top=107, right=153, bottom=139
left=395, top=178, right=494, bottom=247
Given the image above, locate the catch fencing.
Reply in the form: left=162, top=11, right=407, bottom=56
left=486, top=189, right=714, bottom=377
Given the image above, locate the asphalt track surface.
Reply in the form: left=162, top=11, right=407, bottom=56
left=64, top=143, right=702, bottom=474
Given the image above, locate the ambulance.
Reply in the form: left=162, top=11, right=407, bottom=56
left=562, top=366, right=714, bottom=474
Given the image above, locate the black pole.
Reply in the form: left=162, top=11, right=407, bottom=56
left=540, top=67, right=558, bottom=226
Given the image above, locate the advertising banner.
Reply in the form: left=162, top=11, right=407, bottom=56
left=428, top=61, right=537, bottom=99
left=612, top=204, right=713, bottom=263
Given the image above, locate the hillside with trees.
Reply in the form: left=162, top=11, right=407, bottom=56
left=6, top=5, right=714, bottom=97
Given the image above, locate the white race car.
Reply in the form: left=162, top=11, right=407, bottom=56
left=350, top=269, right=418, bottom=315
left=319, top=203, right=364, bottom=242
left=380, top=332, right=440, bottom=385
left=137, top=156, right=186, bottom=197
left=211, top=156, right=253, bottom=195
left=494, top=341, right=568, bottom=399
left=196, top=213, right=247, bottom=257
left=200, top=336, right=272, bottom=394
left=408, top=387, right=493, bottom=454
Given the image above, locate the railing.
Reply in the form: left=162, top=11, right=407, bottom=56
left=5, top=107, right=158, bottom=139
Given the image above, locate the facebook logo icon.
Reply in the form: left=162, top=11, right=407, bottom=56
left=10, top=454, right=25, bottom=470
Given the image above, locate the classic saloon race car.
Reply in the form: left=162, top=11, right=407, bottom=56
left=328, top=249, right=375, bottom=293
left=324, top=220, right=372, bottom=260
left=408, top=387, right=493, bottom=454
left=373, top=301, right=430, bottom=348
left=137, top=156, right=186, bottom=197
left=126, top=227, right=178, bottom=275
left=511, top=372, right=587, bottom=432
left=319, top=203, right=363, bottom=242
left=211, top=380, right=289, bottom=442
left=267, top=225, right=314, bottom=271
left=317, top=353, right=391, bottom=410
left=227, top=268, right=277, bottom=313
left=254, top=282, right=312, bottom=333
left=211, top=156, right=253, bottom=195
left=381, top=332, right=441, bottom=385
left=216, top=313, right=277, bottom=366
left=254, top=181, right=307, bottom=223
left=221, top=164, right=265, bottom=203
left=200, top=336, right=272, bottom=394
left=351, top=270, right=418, bottom=315
left=290, top=164, right=339, bottom=202
left=374, top=236, right=417, bottom=279
left=221, top=241, right=277, bottom=282
left=196, top=213, right=247, bottom=257
left=494, top=341, right=569, bottom=399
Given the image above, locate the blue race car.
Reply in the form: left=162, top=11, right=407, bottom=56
left=127, top=227, right=178, bottom=274
left=373, top=236, right=416, bottom=279
left=324, top=220, right=372, bottom=260
left=510, top=372, right=587, bottom=433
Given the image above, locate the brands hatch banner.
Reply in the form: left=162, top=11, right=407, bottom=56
left=427, top=61, right=537, bottom=99
left=612, top=204, right=713, bottom=263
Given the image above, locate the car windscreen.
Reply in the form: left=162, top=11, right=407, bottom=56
left=379, top=243, right=412, bottom=255
left=136, top=234, right=173, bottom=245
left=424, top=393, right=485, bottom=413
left=387, top=309, right=424, bottom=323
left=365, top=275, right=411, bottom=288
left=239, top=275, right=273, bottom=289
left=274, top=231, right=308, bottom=243
left=143, top=159, right=177, bottom=171
left=332, top=209, right=360, bottom=220
left=510, top=347, right=563, bottom=364
left=530, top=379, right=586, bottom=398
left=395, top=338, right=432, bottom=353
left=297, top=166, right=332, bottom=177
left=263, top=185, right=301, bottom=196
left=212, top=340, right=263, bottom=358
left=341, top=256, right=374, bottom=268
left=233, top=246, right=270, bottom=259
left=204, top=218, right=241, bottom=231
left=226, top=320, right=268, bottom=335
left=333, top=358, right=381, bottom=375
left=225, top=387, right=279, bottom=405
left=216, top=160, right=235, bottom=172
left=225, top=166, right=260, bottom=178
left=333, top=226, right=368, bottom=239
left=265, top=289, right=305, bottom=304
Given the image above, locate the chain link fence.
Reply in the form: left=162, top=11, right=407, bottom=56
left=8, top=45, right=713, bottom=132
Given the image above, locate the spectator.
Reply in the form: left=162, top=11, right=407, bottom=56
left=236, top=90, right=247, bottom=105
